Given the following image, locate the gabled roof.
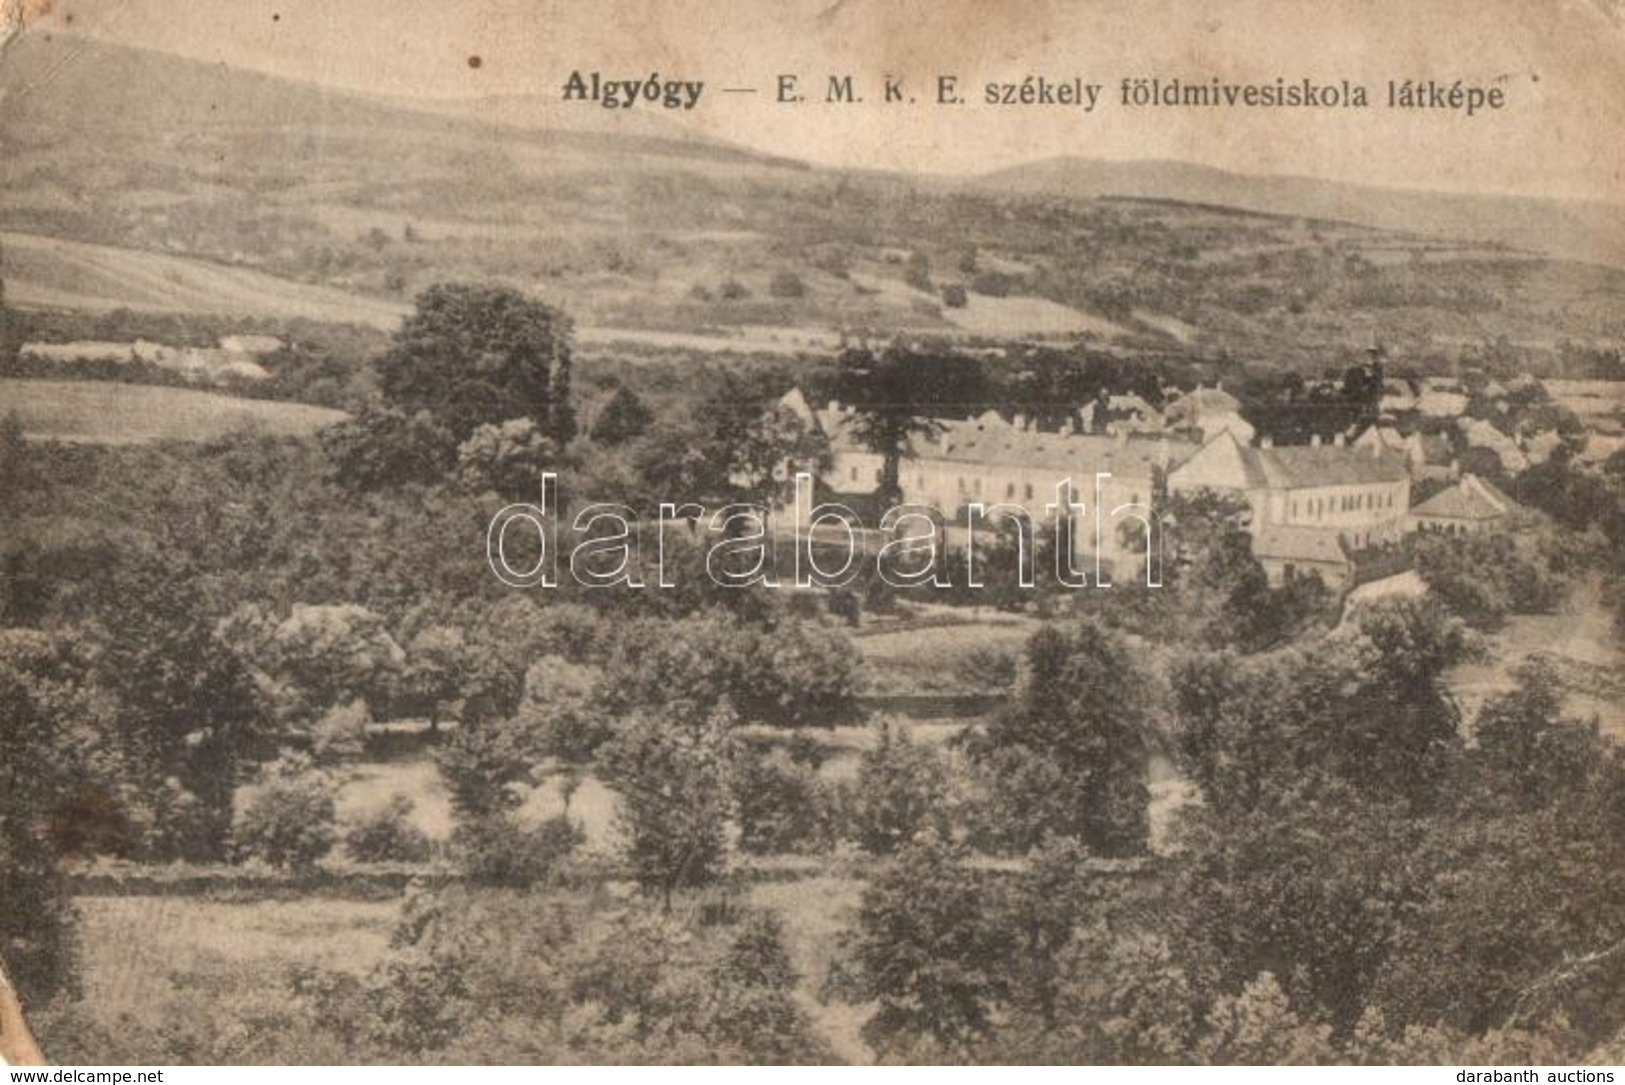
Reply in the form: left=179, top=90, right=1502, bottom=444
left=1164, top=386, right=1241, bottom=421
left=807, top=395, right=1193, bottom=480
left=1257, top=443, right=1411, bottom=486
left=1409, top=474, right=1514, bottom=521
left=1170, top=429, right=1410, bottom=492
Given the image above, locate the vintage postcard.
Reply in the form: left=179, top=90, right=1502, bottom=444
left=1, top=0, right=1623, bottom=1071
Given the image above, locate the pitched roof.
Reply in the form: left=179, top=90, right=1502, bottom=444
left=1252, top=525, right=1349, bottom=566
left=1164, top=386, right=1241, bottom=421
left=1409, top=475, right=1514, bottom=521
left=1254, top=443, right=1411, bottom=486
left=816, top=405, right=1193, bottom=480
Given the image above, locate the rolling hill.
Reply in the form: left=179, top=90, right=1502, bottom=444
left=977, top=157, right=1625, bottom=269
left=3, top=29, right=1623, bottom=368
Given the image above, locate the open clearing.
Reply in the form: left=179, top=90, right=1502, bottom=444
left=1, top=379, right=349, bottom=444
left=1, top=231, right=411, bottom=330
left=1445, top=582, right=1625, bottom=740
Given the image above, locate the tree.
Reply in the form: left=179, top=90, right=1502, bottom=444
left=231, top=752, right=338, bottom=871
left=245, top=603, right=405, bottom=727
left=1171, top=596, right=1469, bottom=816
left=83, top=549, right=268, bottom=860
left=840, top=832, right=1009, bottom=1057
left=848, top=720, right=952, bottom=855
left=455, top=417, right=556, bottom=499
left=1473, top=659, right=1597, bottom=809
left=319, top=403, right=457, bottom=491
left=699, top=911, right=831, bottom=1063
left=377, top=283, right=575, bottom=444
left=399, top=624, right=470, bottom=731
left=344, top=795, right=432, bottom=863
left=514, top=655, right=611, bottom=766
left=0, top=411, right=36, bottom=514
left=833, top=343, right=986, bottom=505
left=1198, top=973, right=1338, bottom=1065
left=969, top=620, right=1151, bottom=855
left=599, top=703, right=738, bottom=909
left=589, top=386, right=654, bottom=446
left=0, top=631, right=91, bottom=1006
left=735, top=745, right=838, bottom=854
left=1172, top=786, right=1427, bottom=1035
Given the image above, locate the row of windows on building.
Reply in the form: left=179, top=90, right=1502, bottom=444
left=845, top=463, right=1147, bottom=508
left=1291, top=489, right=1396, bottom=520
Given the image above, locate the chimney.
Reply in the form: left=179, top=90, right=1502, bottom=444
left=1333, top=433, right=1345, bottom=448
left=1311, top=434, right=1322, bottom=448
left=826, top=399, right=841, bottom=415
left=1013, top=413, right=1029, bottom=431
left=1261, top=435, right=1274, bottom=449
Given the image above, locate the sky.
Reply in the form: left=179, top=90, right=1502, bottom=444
left=9, top=0, right=1625, bottom=203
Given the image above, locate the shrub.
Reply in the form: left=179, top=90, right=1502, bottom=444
left=768, top=271, right=807, bottom=298
left=847, top=721, right=952, bottom=854
left=344, top=795, right=432, bottom=863
left=312, top=698, right=370, bottom=764
left=231, top=752, right=337, bottom=871
left=454, top=813, right=582, bottom=887
left=941, top=283, right=968, bottom=308
left=735, top=747, right=839, bottom=854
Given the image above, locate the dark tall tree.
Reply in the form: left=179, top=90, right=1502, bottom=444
left=970, top=620, right=1152, bottom=856
left=842, top=832, right=1010, bottom=1056
left=377, top=283, right=575, bottom=445
left=833, top=343, right=986, bottom=505
left=589, top=385, right=655, bottom=446
left=0, top=630, right=90, bottom=1006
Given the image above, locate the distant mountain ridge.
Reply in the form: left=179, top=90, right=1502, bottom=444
left=0, top=30, right=792, bottom=169
left=1, top=29, right=1620, bottom=276
left=976, top=157, right=1625, bottom=267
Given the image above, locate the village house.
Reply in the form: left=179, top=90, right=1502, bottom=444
left=1166, top=429, right=1411, bottom=589
left=1352, top=424, right=1457, bottom=482
left=1161, top=383, right=1256, bottom=444
left=1408, top=473, right=1515, bottom=535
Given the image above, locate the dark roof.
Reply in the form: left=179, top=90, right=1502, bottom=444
left=1252, top=525, right=1349, bottom=565
left=1243, top=443, right=1411, bottom=488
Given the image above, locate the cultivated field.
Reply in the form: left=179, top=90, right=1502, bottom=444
left=0, top=379, right=349, bottom=443
left=1, top=231, right=411, bottom=330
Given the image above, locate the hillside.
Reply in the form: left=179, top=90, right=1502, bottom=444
left=3, top=31, right=1624, bottom=370
left=978, top=157, right=1625, bottom=269
left=1, top=231, right=409, bottom=328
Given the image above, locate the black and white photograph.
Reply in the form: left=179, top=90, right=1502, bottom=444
left=1, top=0, right=1623, bottom=1071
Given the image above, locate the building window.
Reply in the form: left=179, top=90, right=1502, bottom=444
left=849, top=465, right=859, bottom=482
left=1024, top=483, right=1035, bottom=500
left=1006, top=482, right=1016, bottom=499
